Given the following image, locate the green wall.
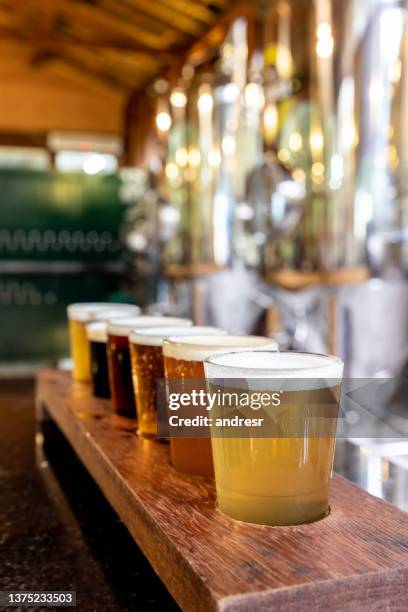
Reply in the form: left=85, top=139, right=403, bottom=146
left=0, top=170, right=124, bottom=262
left=0, top=170, right=130, bottom=364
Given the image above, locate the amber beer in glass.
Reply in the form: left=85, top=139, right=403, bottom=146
left=67, top=303, right=140, bottom=382
left=107, top=317, right=192, bottom=417
left=163, top=336, right=277, bottom=477
left=129, top=327, right=224, bottom=439
left=204, top=351, right=344, bottom=526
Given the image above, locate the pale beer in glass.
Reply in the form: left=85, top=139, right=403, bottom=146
left=204, top=351, right=343, bottom=526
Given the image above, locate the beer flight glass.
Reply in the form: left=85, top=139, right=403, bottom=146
left=204, top=351, right=344, bottom=526
left=86, top=320, right=112, bottom=399
left=86, top=307, right=147, bottom=398
left=67, top=303, right=141, bottom=382
left=163, top=335, right=277, bottom=477
left=107, top=317, right=192, bottom=417
left=129, top=326, right=225, bottom=439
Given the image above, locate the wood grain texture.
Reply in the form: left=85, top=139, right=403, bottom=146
left=0, top=0, right=237, bottom=96
left=36, top=369, right=408, bottom=612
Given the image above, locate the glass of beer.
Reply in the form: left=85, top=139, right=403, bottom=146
left=129, top=326, right=225, bottom=439
left=107, top=317, right=192, bottom=418
left=86, top=308, right=147, bottom=399
left=87, top=321, right=110, bottom=399
left=163, top=336, right=277, bottom=478
left=67, top=303, right=141, bottom=382
left=204, top=351, right=344, bottom=526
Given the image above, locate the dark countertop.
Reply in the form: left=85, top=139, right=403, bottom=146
left=1, top=378, right=407, bottom=612
left=0, top=379, right=179, bottom=612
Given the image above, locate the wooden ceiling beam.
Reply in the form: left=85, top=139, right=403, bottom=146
left=0, top=27, right=165, bottom=76
left=90, top=0, right=184, bottom=43
left=193, top=0, right=232, bottom=7
left=19, top=0, right=179, bottom=52
left=0, top=27, right=175, bottom=60
left=32, top=48, right=140, bottom=92
left=157, top=0, right=216, bottom=25
left=48, top=47, right=152, bottom=89
left=113, top=0, right=205, bottom=36
left=0, top=36, right=127, bottom=104
left=37, top=55, right=128, bottom=97
left=25, top=27, right=163, bottom=87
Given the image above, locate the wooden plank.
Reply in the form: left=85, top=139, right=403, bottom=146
left=124, top=90, right=157, bottom=166
left=37, top=56, right=133, bottom=95
left=193, top=0, right=232, bottom=8
left=36, top=369, right=408, bottom=612
left=91, top=0, right=187, bottom=44
left=105, top=0, right=205, bottom=37
left=0, top=42, right=125, bottom=133
left=32, top=44, right=161, bottom=84
left=156, top=0, right=217, bottom=25
left=18, top=0, right=178, bottom=51
left=0, top=26, right=174, bottom=57
left=31, top=49, right=128, bottom=89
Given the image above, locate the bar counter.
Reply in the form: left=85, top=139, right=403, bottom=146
left=1, top=377, right=407, bottom=610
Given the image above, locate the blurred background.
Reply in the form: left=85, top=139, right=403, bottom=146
left=2, top=0, right=408, bottom=383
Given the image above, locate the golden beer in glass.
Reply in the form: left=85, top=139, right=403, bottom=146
left=129, top=326, right=224, bottom=439
left=163, top=336, right=277, bottom=477
left=204, top=351, right=344, bottom=526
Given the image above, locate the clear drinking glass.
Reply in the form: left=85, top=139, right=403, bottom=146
left=163, top=335, right=277, bottom=477
left=129, top=326, right=224, bottom=439
left=204, top=351, right=344, bottom=526
left=107, top=316, right=192, bottom=418
left=67, top=303, right=140, bottom=382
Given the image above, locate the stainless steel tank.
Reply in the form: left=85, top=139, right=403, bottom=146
left=245, top=0, right=408, bottom=376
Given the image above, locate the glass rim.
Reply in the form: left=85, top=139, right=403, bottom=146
left=86, top=321, right=108, bottom=342
left=163, top=334, right=273, bottom=348
left=108, top=316, right=192, bottom=337
left=67, top=302, right=139, bottom=322
left=163, top=335, right=277, bottom=361
left=204, top=350, right=344, bottom=378
left=129, top=326, right=224, bottom=347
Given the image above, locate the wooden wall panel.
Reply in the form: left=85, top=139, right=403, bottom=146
left=0, top=42, right=125, bottom=135
left=124, top=91, right=157, bottom=167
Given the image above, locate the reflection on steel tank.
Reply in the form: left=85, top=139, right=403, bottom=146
left=240, top=0, right=366, bottom=278
left=242, top=0, right=408, bottom=378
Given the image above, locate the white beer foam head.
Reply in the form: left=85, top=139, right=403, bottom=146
left=68, top=302, right=140, bottom=322
left=108, top=316, right=192, bottom=337
left=87, top=311, right=146, bottom=342
left=90, top=308, right=141, bottom=323
left=129, top=326, right=224, bottom=347
left=163, top=335, right=277, bottom=361
left=204, top=351, right=344, bottom=391
left=87, top=321, right=108, bottom=343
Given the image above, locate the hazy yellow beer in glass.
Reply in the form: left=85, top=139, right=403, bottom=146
left=204, top=351, right=344, bottom=526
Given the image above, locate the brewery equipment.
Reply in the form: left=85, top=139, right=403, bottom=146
left=154, top=0, right=408, bottom=377
left=243, top=0, right=408, bottom=378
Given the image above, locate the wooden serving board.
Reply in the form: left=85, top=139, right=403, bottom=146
left=36, top=370, right=408, bottom=612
